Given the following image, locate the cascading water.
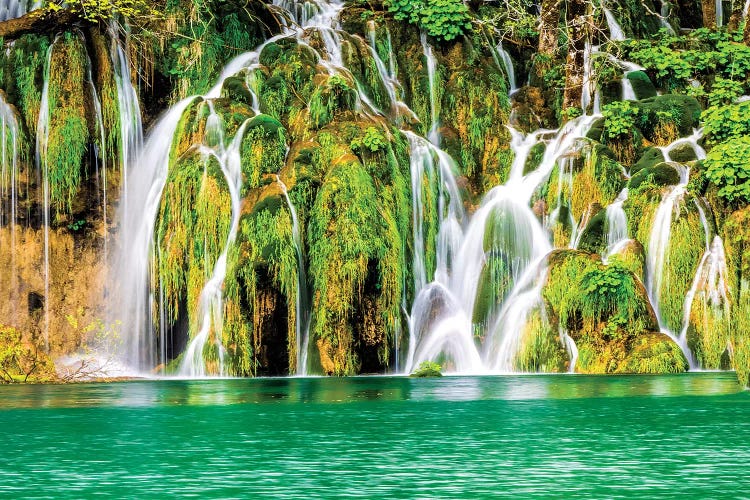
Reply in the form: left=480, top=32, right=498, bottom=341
left=119, top=0, right=399, bottom=374
left=117, top=98, right=194, bottom=370
left=277, top=176, right=311, bottom=375
left=0, top=0, right=41, bottom=21
left=179, top=105, right=248, bottom=377
left=421, top=32, right=440, bottom=145
left=494, top=43, right=517, bottom=94
left=35, top=42, right=54, bottom=350
left=0, top=92, right=19, bottom=236
left=406, top=115, right=601, bottom=373
left=676, top=203, right=731, bottom=369
left=109, top=24, right=144, bottom=217
left=603, top=5, right=626, bottom=41
left=604, top=188, right=629, bottom=257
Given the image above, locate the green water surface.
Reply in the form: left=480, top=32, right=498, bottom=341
left=0, top=373, right=748, bottom=498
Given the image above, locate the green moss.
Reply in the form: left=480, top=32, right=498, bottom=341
left=410, top=360, right=442, bottom=377
left=515, top=307, right=568, bottom=372
left=308, top=75, right=359, bottom=130
left=655, top=207, right=705, bottom=333
left=223, top=200, right=299, bottom=376
left=154, top=151, right=232, bottom=331
left=541, top=250, right=683, bottom=374
left=44, top=33, right=90, bottom=214
left=240, top=114, right=288, bottom=193
left=626, top=70, right=658, bottom=100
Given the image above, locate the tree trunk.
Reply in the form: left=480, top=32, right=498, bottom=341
left=728, top=2, right=743, bottom=31
left=563, top=0, right=589, bottom=112
left=538, top=0, right=562, bottom=56
left=702, top=0, right=717, bottom=28
left=744, top=10, right=750, bottom=43
left=0, top=9, right=78, bottom=39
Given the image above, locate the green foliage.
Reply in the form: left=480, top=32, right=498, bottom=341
left=45, top=0, right=159, bottom=23
left=308, top=75, right=358, bottom=129
left=411, top=360, right=442, bottom=377
left=708, top=77, right=744, bottom=107
left=702, top=100, right=750, bottom=145
left=703, top=136, right=750, bottom=203
left=385, top=0, right=472, bottom=42
left=602, top=101, right=639, bottom=140
left=0, top=326, right=55, bottom=383
left=44, top=32, right=90, bottom=214
left=350, top=127, right=387, bottom=153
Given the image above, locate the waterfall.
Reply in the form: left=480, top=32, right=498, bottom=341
left=677, top=203, right=731, bottom=369
left=622, top=76, right=637, bottom=101
left=563, top=329, right=578, bottom=373
left=277, top=176, right=311, bottom=376
left=179, top=105, right=248, bottom=377
left=83, top=41, right=110, bottom=253
left=35, top=42, right=54, bottom=351
left=119, top=0, right=403, bottom=374
left=0, top=92, right=19, bottom=240
left=603, top=6, right=626, bottom=41
left=406, top=115, right=600, bottom=373
left=109, top=24, right=144, bottom=212
left=604, top=188, right=629, bottom=257
left=646, top=164, right=690, bottom=329
left=420, top=33, right=440, bottom=145
left=117, top=98, right=194, bottom=370
left=0, top=0, right=41, bottom=21
left=660, top=2, right=676, bottom=34
left=716, top=0, right=723, bottom=26
left=494, top=43, right=517, bottom=94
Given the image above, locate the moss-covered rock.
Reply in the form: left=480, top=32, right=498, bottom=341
left=626, top=71, right=657, bottom=100
left=633, top=94, right=702, bottom=144
left=541, top=250, right=685, bottom=374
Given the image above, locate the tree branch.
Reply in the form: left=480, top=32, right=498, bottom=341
left=0, top=8, right=79, bottom=40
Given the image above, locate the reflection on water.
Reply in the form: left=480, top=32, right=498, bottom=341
left=0, top=373, right=743, bottom=409
left=0, top=373, right=747, bottom=498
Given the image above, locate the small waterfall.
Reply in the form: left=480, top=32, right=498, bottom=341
left=277, top=176, right=311, bottom=376
left=420, top=32, right=440, bottom=145
left=35, top=42, right=54, bottom=351
left=677, top=203, right=731, bottom=369
left=716, top=0, right=723, bottom=26
left=622, top=76, right=637, bottom=101
left=563, top=330, right=578, bottom=373
left=117, top=98, right=194, bottom=370
left=0, top=0, right=41, bottom=21
left=367, top=20, right=398, bottom=113
left=494, top=43, right=517, bottom=94
left=603, top=6, right=626, bottom=41
left=646, top=164, right=689, bottom=328
left=179, top=105, right=248, bottom=377
left=109, top=25, right=144, bottom=206
left=660, top=2, right=676, bottom=34
left=0, top=92, right=20, bottom=237
left=604, top=188, right=629, bottom=257
left=83, top=41, right=109, bottom=252
left=660, top=129, right=706, bottom=163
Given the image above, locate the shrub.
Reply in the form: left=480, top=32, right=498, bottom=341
left=411, top=361, right=443, bottom=377
left=602, top=101, right=639, bottom=140
left=703, top=136, right=750, bottom=203
left=702, top=100, right=750, bottom=145
left=386, top=0, right=472, bottom=42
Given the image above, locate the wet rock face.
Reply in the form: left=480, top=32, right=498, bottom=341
left=0, top=226, right=108, bottom=357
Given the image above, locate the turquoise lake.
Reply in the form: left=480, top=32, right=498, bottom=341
left=0, top=373, right=748, bottom=497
